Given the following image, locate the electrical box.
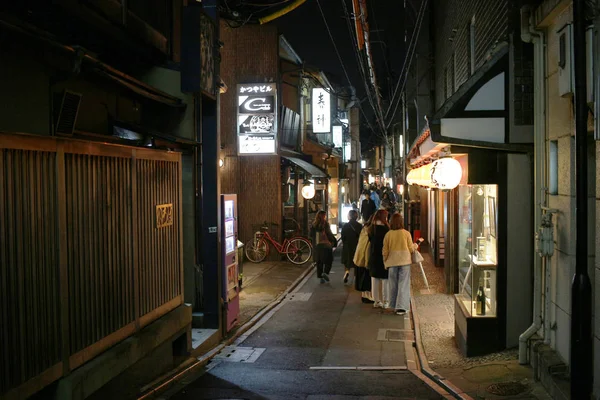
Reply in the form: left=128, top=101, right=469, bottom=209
left=557, top=24, right=594, bottom=103
left=558, top=24, right=573, bottom=97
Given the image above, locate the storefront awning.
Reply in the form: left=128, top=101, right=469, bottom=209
left=408, top=43, right=531, bottom=165
left=281, top=155, right=327, bottom=178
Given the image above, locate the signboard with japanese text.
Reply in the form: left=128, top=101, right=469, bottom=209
left=332, top=125, right=343, bottom=148
left=312, top=88, right=331, bottom=133
left=237, top=83, right=277, bottom=155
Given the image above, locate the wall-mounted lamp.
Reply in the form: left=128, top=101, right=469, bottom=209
left=219, top=158, right=225, bottom=168
left=301, top=180, right=315, bottom=199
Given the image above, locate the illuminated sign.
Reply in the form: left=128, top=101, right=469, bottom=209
left=344, top=141, right=351, bottom=162
left=237, top=83, right=277, bottom=155
left=312, top=88, right=331, bottom=133
left=333, top=125, right=343, bottom=148
left=238, top=96, right=274, bottom=113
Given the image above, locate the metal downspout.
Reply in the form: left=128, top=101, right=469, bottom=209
left=518, top=6, right=544, bottom=365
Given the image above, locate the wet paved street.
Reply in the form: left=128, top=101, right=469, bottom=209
left=170, top=260, right=443, bottom=400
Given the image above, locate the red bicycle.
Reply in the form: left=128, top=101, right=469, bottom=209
left=245, top=219, right=312, bottom=264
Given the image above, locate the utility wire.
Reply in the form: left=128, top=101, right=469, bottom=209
left=383, top=0, right=424, bottom=121
left=340, top=0, right=381, bottom=131
left=368, top=0, right=392, bottom=97
left=384, top=0, right=426, bottom=121
left=339, top=0, right=387, bottom=137
left=385, top=0, right=426, bottom=123
left=315, top=0, right=377, bottom=135
left=385, top=0, right=426, bottom=127
left=353, top=0, right=387, bottom=135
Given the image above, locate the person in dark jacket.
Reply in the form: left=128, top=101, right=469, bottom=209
left=310, top=210, right=336, bottom=284
left=341, top=209, right=361, bottom=285
left=360, top=191, right=377, bottom=223
left=367, top=209, right=390, bottom=308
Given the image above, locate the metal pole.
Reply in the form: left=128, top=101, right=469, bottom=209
left=570, top=0, right=592, bottom=397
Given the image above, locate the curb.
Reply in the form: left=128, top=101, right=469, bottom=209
left=410, top=300, right=475, bottom=400
left=137, top=262, right=316, bottom=400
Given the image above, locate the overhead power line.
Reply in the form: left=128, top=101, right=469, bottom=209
left=384, top=0, right=427, bottom=125
left=340, top=0, right=387, bottom=138
left=315, top=0, right=377, bottom=135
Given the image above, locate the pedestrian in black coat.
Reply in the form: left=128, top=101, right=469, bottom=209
left=361, top=192, right=377, bottom=223
left=368, top=209, right=390, bottom=308
left=341, top=209, right=362, bottom=284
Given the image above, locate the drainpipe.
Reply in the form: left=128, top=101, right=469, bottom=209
left=518, top=6, right=545, bottom=365
left=570, top=0, right=592, bottom=397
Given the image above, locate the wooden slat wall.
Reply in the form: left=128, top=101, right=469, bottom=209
left=136, top=159, right=181, bottom=317
left=0, top=149, right=61, bottom=395
left=65, top=154, right=135, bottom=355
left=0, top=134, right=182, bottom=398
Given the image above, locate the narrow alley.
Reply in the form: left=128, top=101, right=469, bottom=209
left=123, top=248, right=553, bottom=400
left=165, top=256, right=444, bottom=400
left=2, top=1, right=598, bottom=399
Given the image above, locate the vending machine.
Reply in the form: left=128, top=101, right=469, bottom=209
left=221, top=194, right=239, bottom=332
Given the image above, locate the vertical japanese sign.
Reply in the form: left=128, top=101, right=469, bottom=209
left=312, top=88, right=331, bottom=133
left=237, top=83, right=277, bottom=155
left=332, top=125, right=343, bottom=148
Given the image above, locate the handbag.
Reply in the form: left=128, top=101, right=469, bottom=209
left=353, top=228, right=371, bottom=268
left=411, top=250, right=424, bottom=264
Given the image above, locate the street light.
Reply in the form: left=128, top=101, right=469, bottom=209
left=301, top=180, right=315, bottom=199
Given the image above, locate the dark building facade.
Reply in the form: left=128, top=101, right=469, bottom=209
left=0, top=1, right=220, bottom=398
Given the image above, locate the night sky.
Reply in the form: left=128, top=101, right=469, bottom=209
left=274, top=0, right=407, bottom=144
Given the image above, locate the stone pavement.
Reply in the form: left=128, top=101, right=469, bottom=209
left=165, top=254, right=446, bottom=399
left=236, top=260, right=312, bottom=329
left=411, top=247, right=552, bottom=400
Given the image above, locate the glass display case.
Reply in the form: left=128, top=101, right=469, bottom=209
left=457, top=184, right=498, bottom=317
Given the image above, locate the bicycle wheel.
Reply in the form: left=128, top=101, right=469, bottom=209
left=245, top=238, right=268, bottom=263
left=285, top=237, right=312, bottom=265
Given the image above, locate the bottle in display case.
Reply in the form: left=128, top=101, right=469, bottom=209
left=457, top=184, right=498, bottom=317
left=476, top=278, right=486, bottom=316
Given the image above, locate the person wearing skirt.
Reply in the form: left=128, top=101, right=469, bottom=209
left=382, top=213, right=416, bottom=315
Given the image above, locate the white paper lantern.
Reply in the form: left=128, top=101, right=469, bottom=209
left=407, top=157, right=462, bottom=190
left=430, top=158, right=462, bottom=190
left=301, top=183, right=315, bottom=199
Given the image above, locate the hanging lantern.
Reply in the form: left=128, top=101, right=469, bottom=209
left=430, top=158, right=462, bottom=190
left=406, top=157, right=462, bottom=190
left=301, top=181, right=315, bottom=199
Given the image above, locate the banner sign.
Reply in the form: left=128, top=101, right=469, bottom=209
left=312, top=88, right=331, bottom=133
left=332, top=125, right=343, bottom=148
left=237, top=83, right=277, bottom=155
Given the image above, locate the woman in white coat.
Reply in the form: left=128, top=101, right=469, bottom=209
left=382, top=213, right=416, bottom=315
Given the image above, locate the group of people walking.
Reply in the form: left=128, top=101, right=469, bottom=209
left=359, top=184, right=398, bottom=223
left=310, top=208, right=417, bottom=316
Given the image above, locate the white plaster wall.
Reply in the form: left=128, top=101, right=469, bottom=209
left=544, top=6, right=597, bottom=395
left=545, top=6, right=575, bottom=366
